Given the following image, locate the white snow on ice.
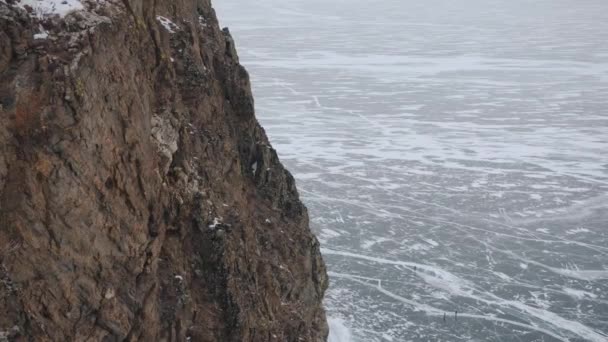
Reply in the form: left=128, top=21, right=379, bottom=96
left=328, top=317, right=352, bottom=342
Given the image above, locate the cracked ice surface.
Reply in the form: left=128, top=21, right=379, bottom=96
left=216, top=0, right=608, bottom=341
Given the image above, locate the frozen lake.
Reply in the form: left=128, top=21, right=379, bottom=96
left=215, top=0, right=608, bottom=341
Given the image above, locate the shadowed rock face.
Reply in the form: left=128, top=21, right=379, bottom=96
left=0, top=1, right=328, bottom=341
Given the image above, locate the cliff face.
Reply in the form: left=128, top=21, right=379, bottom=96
left=0, top=1, right=328, bottom=341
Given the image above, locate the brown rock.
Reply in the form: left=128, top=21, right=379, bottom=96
left=0, top=1, right=328, bottom=341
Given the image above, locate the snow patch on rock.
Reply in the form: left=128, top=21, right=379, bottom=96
left=208, top=217, right=222, bottom=229
left=14, top=0, right=84, bottom=18
left=33, top=25, right=49, bottom=39
left=156, top=15, right=179, bottom=33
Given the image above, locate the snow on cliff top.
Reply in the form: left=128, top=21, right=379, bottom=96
left=3, top=0, right=89, bottom=18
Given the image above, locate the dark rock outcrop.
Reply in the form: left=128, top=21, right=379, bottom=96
left=0, top=0, right=328, bottom=341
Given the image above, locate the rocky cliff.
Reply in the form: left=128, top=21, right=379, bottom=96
left=0, top=0, right=328, bottom=341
